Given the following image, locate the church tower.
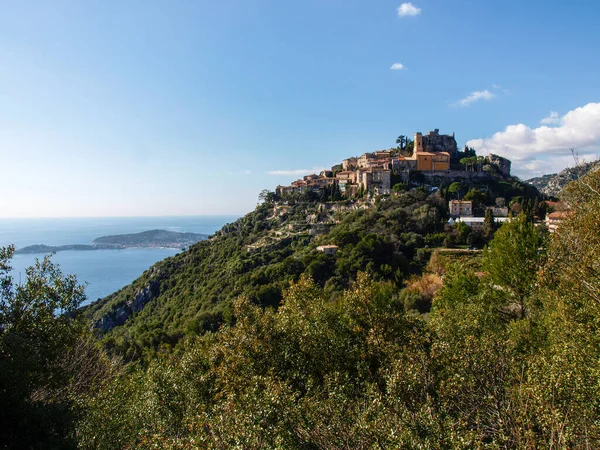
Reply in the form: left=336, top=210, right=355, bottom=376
left=414, top=132, right=424, bottom=154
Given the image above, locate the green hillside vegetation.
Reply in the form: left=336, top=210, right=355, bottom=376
left=3, top=169, right=599, bottom=448
left=85, top=176, right=541, bottom=361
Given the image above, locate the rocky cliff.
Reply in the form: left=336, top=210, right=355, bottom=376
left=526, top=161, right=600, bottom=197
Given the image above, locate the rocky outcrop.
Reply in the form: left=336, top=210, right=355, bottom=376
left=421, top=129, right=458, bottom=154
left=486, top=154, right=511, bottom=176
left=94, top=280, right=160, bottom=332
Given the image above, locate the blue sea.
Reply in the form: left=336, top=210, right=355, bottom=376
left=0, top=216, right=238, bottom=305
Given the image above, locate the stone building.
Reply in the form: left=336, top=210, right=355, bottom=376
left=357, top=153, right=377, bottom=169
left=307, top=177, right=335, bottom=189
left=335, top=171, right=357, bottom=182
left=449, top=200, right=473, bottom=217
left=277, top=180, right=307, bottom=196
left=412, top=130, right=452, bottom=171
left=392, top=157, right=417, bottom=171
left=375, top=150, right=393, bottom=159
left=415, top=129, right=458, bottom=155
left=357, top=169, right=391, bottom=194
left=336, top=171, right=358, bottom=195
left=342, top=157, right=358, bottom=171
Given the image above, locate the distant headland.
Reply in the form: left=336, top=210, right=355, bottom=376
left=14, top=229, right=208, bottom=254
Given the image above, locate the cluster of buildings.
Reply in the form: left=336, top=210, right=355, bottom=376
left=448, top=200, right=511, bottom=228
left=277, top=129, right=510, bottom=198
left=449, top=199, right=572, bottom=233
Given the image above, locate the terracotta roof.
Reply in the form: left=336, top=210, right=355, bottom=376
left=544, top=201, right=569, bottom=211
left=450, top=200, right=472, bottom=205
left=418, top=151, right=450, bottom=156
left=547, top=211, right=570, bottom=220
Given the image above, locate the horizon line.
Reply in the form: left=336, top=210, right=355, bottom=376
left=0, top=213, right=245, bottom=220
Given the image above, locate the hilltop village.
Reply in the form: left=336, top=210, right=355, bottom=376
left=277, top=129, right=512, bottom=198
left=272, top=129, right=570, bottom=244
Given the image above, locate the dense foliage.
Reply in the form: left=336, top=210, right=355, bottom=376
left=72, top=171, right=600, bottom=449
left=85, top=190, right=451, bottom=360
left=0, top=248, right=111, bottom=449
left=8, top=170, right=600, bottom=448
left=73, top=170, right=600, bottom=448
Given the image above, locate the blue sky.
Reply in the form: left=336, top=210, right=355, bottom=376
left=2, top=0, right=599, bottom=217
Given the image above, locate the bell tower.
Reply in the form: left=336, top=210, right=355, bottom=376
left=414, top=132, right=424, bottom=154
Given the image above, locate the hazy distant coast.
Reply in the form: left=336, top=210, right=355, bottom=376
left=15, top=229, right=208, bottom=254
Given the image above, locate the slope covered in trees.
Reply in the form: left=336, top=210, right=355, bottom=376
left=3, top=170, right=600, bottom=448
left=84, top=176, right=541, bottom=361
left=75, top=168, right=600, bottom=449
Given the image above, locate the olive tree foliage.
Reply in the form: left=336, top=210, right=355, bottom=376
left=0, top=246, right=111, bottom=449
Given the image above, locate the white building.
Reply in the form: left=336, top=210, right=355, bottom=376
left=317, top=245, right=339, bottom=255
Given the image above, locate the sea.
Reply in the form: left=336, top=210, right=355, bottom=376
left=0, top=216, right=239, bottom=305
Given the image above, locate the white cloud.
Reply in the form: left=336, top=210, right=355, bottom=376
left=267, top=168, right=327, bottom=176
left=466, top=103, right=600, bottom=178
left=397, top=2, right=421, bottom=17
left=540, top=111, right=561, bottom=125
left=454, top=90, right=496, bottom=107
left=390, top=63, right=405, bottom=70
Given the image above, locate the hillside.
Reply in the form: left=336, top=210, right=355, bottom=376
left=72, top=169, right=600, bottom=448
left=526, top=160, right=600, bottom=197
left=84, top=176, right=541, bottom=360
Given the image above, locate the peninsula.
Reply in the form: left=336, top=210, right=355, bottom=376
left=14, top=229, right=209, bottom=254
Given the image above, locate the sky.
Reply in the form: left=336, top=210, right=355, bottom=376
left=1, top=0, right=600, bottom=217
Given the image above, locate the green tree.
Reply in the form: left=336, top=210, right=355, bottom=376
left=403, top=138, right=414, bottom=156
left=482, top=207, right=496, bottom=240
left=447, top=182, right=463, bottom=198
left=527, top=169, right=600, bottom=444
left=464, top=188, right=486, bottom=207
left=392, top=182, right=408, bottom=193
left=0, top=246, right=89, bottom=448
left=258, top=189, right=276, bottom=204
left=482, top=214, right=545, bottom=318
left=396, top=135, right=407, bottom=150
